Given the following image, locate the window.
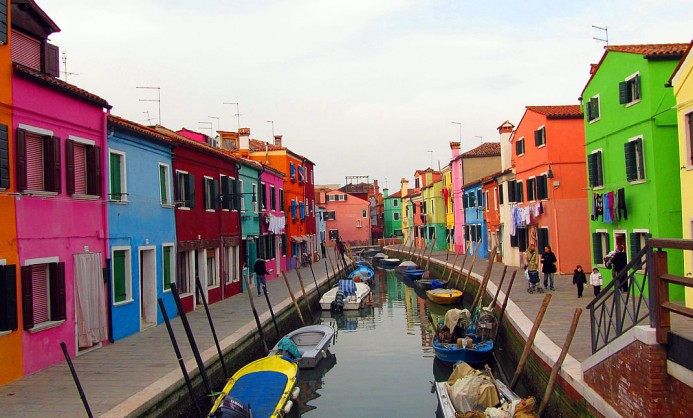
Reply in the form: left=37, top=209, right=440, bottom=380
left=493, top=188, right=498, bottom=210
left=0, top=124, right=8, bottom=190
left=159, top=164, right=172, bottom=205
left=66, top=139, right=101, bottom=198
left=515, top=137, right=525, bottom=156
left=587, top=95, right=600, bottom=122
left=429, top=199, right=434, bottom=214
left=468, top=192, right=476, bottom=208
left=290, top=162, right=296, bottom=181
left=534, top=127, right=546, bottom=147
left=629, top=231, right=650, bottom=266
left=619, top=73, right=641, bottom=105
left=324, top=211, right=336, bottom=220
left=177, top=251, right=193, bottom=294
left=299, top=201, right=305, bottom=219
left=356, top=219, right=362, bottom=228
left=687, top=112, right=693, bottom=166
left=107, top=150, right=126, bottom=201
left=515, top=181, right=524, bottom=203
left=111, top=248, right=132, bottom=304
left=393, top=199, right=398, bottom=207
left=260, top=182, right=267, bottom=210
left=257, top=235, right=276, bottom=260
left=394, top=212, right=400, bottom=221
left=291, top=200, right=297, bottom=219
left=588, top=150, right=604, bottom=188
left=0, top=3, right=7, bottom=45
left=279, top=189, right=284, bottom=211
left=537, top=228, right=549, bottom=253
left=298, top=166, right=304, bottom=183
left=162, top=245, right=174, bottom=291
left=0, top=264, right=18, bottom=332
left=507, top=180, right=516, bottom=203
left=251, top=183, right=257, bottom=212
left=204, top=177, right=219, bottom=210
left=225, top=246, right=240, bottom=284
left=517, top=228, right=528, bottom=252
left=270, top=185, right=276, bottom=211
left=362, top=209, right=367, bottom=218
left=485, top=190, right=490, bottom=211
left=526, top=178, right=536, bottom=201
left=536, top=175, right=548, bottom=200
left=15, top=128, right=61, bottom=193
left=176, top=171, right=195, bottom=209
left=21, top=260, right=66, bottom=329
left=206, top=249, right=218, bottom=287
left=624, top=137, right=645, bottom=182
left=498, top=184, right=504, bottom=205
left=591, top=231, right=610, bottom=265
left=329, top=229, right=339, bottom=240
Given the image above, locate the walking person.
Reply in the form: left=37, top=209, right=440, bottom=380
left=541, top=245, right=558, bottom=290
left=253, top=258, right=272, bottom=296
left=572, top=265, right=587, bottom=298
left=590, top=267, right=603, bottom=296
left=320, top=240, right=327, bottom=259
left=525, top=244, right=541, bottom=292
left=610, top=245, right=628, bottom=292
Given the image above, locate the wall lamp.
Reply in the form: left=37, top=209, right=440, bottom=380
left=547, top=164, right=554, bottom=179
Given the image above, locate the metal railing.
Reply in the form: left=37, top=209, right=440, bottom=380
left=586, top=245, right=651, bottom=354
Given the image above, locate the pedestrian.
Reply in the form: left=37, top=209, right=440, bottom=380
left=541, top=245, right=558, bottom=290
left=524, top=265, right=534, bottom=292
left=320, top=240, right=327, bottom=259
left=590, top=267, right=603, bottom=296
left=253, top=258, right=272, bottom=296
left=572, top=265, right=587, bottom=298
left=609, top=245, right=628, bottom=292
left=525, top=244, right=541, bottom=292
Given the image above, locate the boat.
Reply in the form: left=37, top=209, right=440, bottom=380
left=432, top=335, right=494, bottom=366
left=404, top=269, right=426, bottom=280
left=372, top=252, right=387, bottom=264
left=379, top=258, right=400, bottom=269
left=208, top=355, right=299, bottom=418
left=426, top=288, right=463, bottom=305
left=319, top=280, right=371, bottom=311
left=348, top=265, right=375, bottom=286
left=268, top=325, right=335, bottom=369
left=415, top=278, right=447, bottom=290
left=431, top=308, right=495, bottom=366
left=395, top=260, right=418, bottom=273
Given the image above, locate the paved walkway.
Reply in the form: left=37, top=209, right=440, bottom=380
left=0, top=248, right=601, bottom=417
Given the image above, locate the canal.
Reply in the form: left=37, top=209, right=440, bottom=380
left=291, top=268, right=474, bottom=417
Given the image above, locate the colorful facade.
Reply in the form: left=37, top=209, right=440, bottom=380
left=582, top=43, right=687, bottom=296
left=106, top=116, right=178, bottom=341
left=481, top=174, right=501, bottom=261
left=400, top=178, right=412, bottom=244
left=449, top=142, right=465, bottom=253
left=463, top=182, right=488, bottom=257
left=319, top=188, right=371, bottom=246
left=258, top=167, right=287, bottom=283
left=495, top=122, right=517, bottom=266
left=442, top=164, right=454, bottom=252
left=670, top=41, right=693, bottom=306
left=421, top=171, right=446, bottom=250
left=383, top=188, right=403, bottom=238
left=510, top=106, right=589, bottom=274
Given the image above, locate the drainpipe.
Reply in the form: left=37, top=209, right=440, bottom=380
left=104, top=109, right=114, bottom=343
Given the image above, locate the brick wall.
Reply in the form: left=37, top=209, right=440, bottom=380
left=584, top=340, right=672, bottom=416
left=671, top=377, right=693, bottom=418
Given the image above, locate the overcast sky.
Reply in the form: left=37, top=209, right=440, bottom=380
left=39, top=0, right=692, bottom=189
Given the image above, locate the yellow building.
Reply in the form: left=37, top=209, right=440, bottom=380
left=442, top=164, right=455, bottom=251
left=671, top=41, right=693, bottom=307
left=400, top=178, right=411, bottom=246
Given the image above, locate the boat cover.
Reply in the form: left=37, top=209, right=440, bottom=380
left=444, top=308, right=470, bottom=332
left=338, top=279, right=357, bottom=297
left=446, top=362, right=499, bottom=411
left=228, top=371, right=288, bottom=418
left=275, top=337, right=302, bottom=360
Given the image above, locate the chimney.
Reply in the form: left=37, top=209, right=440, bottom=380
left=450, top=141, right=460, bottom=159
left=400, top=178, right=409, bottom=198
left=383, top=188, right=389, bottom=198
left=274, top=135, right=283, bottom=147
left=497, top=120, right=515, bottom=171
left=238, top=128, right=250, bottom=156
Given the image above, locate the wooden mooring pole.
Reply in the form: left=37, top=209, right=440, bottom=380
left=243, top=276, right=268, bottom=354
left=424, top=238, right=436, bottom=271
left=282, top=272, right=306, bottom=325
left=295, top=268, right=314, bottom=321
left=326, top=248, right=337, bottom=279
left=446, top=250, right=460, bottom=282
left=195, top=277, right=228, bottom=379
left=538, top=308, right=582, bottom=416
left=490, top=265, right=508, bottom=310
left=60, top=342, right=95, bottom=418
left=498, top=271, right=518, bottom=327
left=510, top=293, right=552, bottom=390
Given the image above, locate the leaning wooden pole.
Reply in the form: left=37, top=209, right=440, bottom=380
left=326, top=247, right=337, bottom=278
left=460, top=241, right=480, bottom=293
left=282, top=272, right=306, bottom=325
left=490, top=265, right=508, bottom=310
left=295, top=268, right=314, bottom=320
left=243, top=276, right=269, bottom=354
left=452, top=242, right=472, bottom=289
left=472, top=246, right=498, bottom=310
left=498, top=271, right=518, bottom=327
left=424, top=238, right=436, bottom=271
left=510, top=293, right=553, bottom=390
left=453, top=241, right=471, bottom=281
left=407, top=238, right=415, bottom=258
left=538, top=308, right=582, bottom=416
left=446, top=251, right=460, bottom=282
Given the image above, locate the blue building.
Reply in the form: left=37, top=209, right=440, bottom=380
left=106, top=115, right=178, bottom=340
left=462, top=181, right=488, bottom=258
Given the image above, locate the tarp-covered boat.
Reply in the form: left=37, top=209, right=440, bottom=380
left=319, top=280, right=371, bottom=311
left=269, top=325, right=335, bottom=369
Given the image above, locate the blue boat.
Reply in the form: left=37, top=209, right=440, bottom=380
left=348, top=265, right=375, bottom=285
left=432, top=335, right=494, bottom=366
left=404, top=269, right=426, bottom=280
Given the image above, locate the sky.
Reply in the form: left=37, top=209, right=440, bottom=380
left=38, top=0, right=692, bottom=189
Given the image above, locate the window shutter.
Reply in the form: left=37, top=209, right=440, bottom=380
left=43, top=43, right=60, bottom=77
left=0, top=0, right=7, bottom=45
left=21, top=266, right=33, bottom=329
left=592, top=233, right=603, bottom=264
left=89, top=145, right=102, bottom=196
left=477, top=190, right=482, bottom=207
left=498, top=184, right=504, bottom=204
left=515, top=140, right=521, bottom=155
left=518, top=229, right=527, bottom=252
left=113, top=251, right=126, bottom=303
left=187, top=174, right=196, bottom=208
left=507, top=181, right=516, bottom=202
left=49, top=262, right=66, bottom=321
left=633, top=75, right=641, bottom=101
left=624, top=141, right=637, bottom=181
left=212, top=179, right=219, bottom=210
left=516, top=182, right=523, bottom=203
left=47, top=136, right=61, bottom=193
left=510, top=233, right=518, bottom=248
left=586, top=101, right=593, bottom=120
left=109, top=153, right=121, bottom=200
left=635, top=138, right=645, bottom=179
left=15, top=128, right=27, bottom=191
left=590, top=98, right=600, bottom=120
left=629, top=232, right=640, bottom=261
left=220, top=176, right=230, bottom=209
left=66, top=140, right=75, bottom=195
left=0, top=124, right=8, bottom=189
left=0, top=265, right=18, bottom=332
left=163, top=247, right=171, bottom=290
left=587, top=154, right=596, bottom=187
left=596, top=152, right=604, bottom=186
left=537, top=228, right=549, bottom=252
left=534, top=130, right=541, bottom=146
left=619, top=81, right=628, bottom=104
left=159, top=166, right=167, bottom=204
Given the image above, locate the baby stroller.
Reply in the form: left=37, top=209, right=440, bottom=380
left=527, top=269, right=544, bottom=294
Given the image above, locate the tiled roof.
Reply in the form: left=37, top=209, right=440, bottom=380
left=108, top=115, right=174, bottom=144
left=387, top=190, right=403, bottom=199
left=152, top=125, right=241, bottom=163
left=606, top=43, right=689, bottom=56
left=525, top=105, right=583, bottom=119
left=669, top=40, right=693, bottom=85
left=249, top=139, right=283, bottom=152
left=461, top=142, right=501, bottom=158
left=14, top=63, right=111, bottom=109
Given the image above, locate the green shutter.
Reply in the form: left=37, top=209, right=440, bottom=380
left=159, top=166, right=167, bottom=204
left=596, top=152, right=604, bottom=186
left=113, top=250, right=127, bottom=303
left=110, top=153, right=121, bottom=199
left=163, top=247, right=171, bottom=290
left=624, top=141, right=637, bottom=181
left=619, top=81, right=628, bottom=104
left=592, top=233, right=603, bottom=264
left=629, top=232, right=640, bottom=262
left=187, top=174, right=196, bottom=208
left=635, top=138, right=645, bottom=180
left=588, top=154, right=596, bottom=187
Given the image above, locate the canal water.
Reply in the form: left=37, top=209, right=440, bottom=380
left=291, top=269, right=470, bottom=417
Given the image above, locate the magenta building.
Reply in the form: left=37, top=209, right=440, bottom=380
left=12, top=62, right=111, bottom=374
left=450, top=142, right=466, bottom=253
left=259, top=167, right=288, bottom=278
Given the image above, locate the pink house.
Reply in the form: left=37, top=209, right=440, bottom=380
left=11, top=2, right=111, bottom=374
left=259, top=167, right=288, bottom=278
left=318, top=188, right=371, bottom=246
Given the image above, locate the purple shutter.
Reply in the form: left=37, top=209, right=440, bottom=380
left=49, top=262, right=66, bottom=321
left=15, top=128, right=27, bottom=191
left=0, top=124, right=8, bottom=189
left=65, top=140, right=75, bottom=195
left=20, top=266, right=33, bottom=329
left=50, top=136, right=61, bottom=193
left=43, top=42, right=60, bottom=77
left=92, top=146, right=102, bottom=196
left=11, top=30, right=41, bottom=71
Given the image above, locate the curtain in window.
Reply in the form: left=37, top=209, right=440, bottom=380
left=74, top=253, right=107, bottom=348
left=74, top=144, right=87, bottom=194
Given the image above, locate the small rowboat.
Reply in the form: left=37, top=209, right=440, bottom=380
left=432, top=336, right=494, bottom=366
left=348, top=265, right=375, bottom=286
left=268, top=325, right=335, bottom=369
left=208, top=355, right=298, bottom=418
left=426, top=288, right=463, bottom=305
left=404, top=269, right=426, bottom=280
left=319, top=280, right=371, bottom=311
left=379, top=258, right=400, bottom=269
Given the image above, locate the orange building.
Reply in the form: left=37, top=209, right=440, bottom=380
left=482, top=173, right=502, bottom=261
left=510, top=106, right=589, bottom=274
left=0, top=0, right=23, bottom=385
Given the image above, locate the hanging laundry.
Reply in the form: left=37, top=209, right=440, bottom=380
left=607, top=191, right=615, bottom=221
left=538, top=202, right=543, bottom=215
left=603, top=193, right=613, bottom=223
left=613, top=191, right=620, bottom=223
left=617, top=188, right=627, bottom=220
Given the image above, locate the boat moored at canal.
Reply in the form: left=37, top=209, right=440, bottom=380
left=269, top=325, right=335, bottom=369
left=319, top=280, right=371, bottom=311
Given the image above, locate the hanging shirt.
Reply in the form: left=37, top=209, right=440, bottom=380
left=603, top=193, right=613, bottom=223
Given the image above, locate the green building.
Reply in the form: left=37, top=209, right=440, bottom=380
left=383, top=188, right=403, bottom=237
left=581, top=43, right=688, bottom=298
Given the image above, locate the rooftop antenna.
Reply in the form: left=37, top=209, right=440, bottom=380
left=427, top=150, right=433, bottom=168
left=266, top=120, right=275, bottom=138
left=198, top=121, right=213, bottom=137
left=137, top=86, right=161, bottom=125
left=592, top=25, right=608, bottom=45
left=60, top=52, right=79, bottom=83
left=223, top=102, right=242, bottom=131
left=475, top=135, right=483, bottom=144
left=208, top=116, right=220, bottom=134
left=451, top=121, right=462, bottom=141
left=143, top=110, right=153, bottom=125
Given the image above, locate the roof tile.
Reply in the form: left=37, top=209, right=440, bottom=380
left=606, top=43, right=689, bottom=56
left=461, top=142, right=501, bottom=158
left=525, top=105, right=582, bottom=119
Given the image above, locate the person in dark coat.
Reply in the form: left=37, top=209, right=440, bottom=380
left=320, top=240, right=327, bottom=258
left=541, top=246, right=558, bottom=290
left=572, top=265, right=587, bottom=298
left=253, top=258, right=272, bottom=296
left=610, top=245, right=628, bottom=292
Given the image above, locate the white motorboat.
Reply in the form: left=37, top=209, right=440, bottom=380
left=269, top=324, right=335, bottom=369
left=319, top=280, right=371, bottom=311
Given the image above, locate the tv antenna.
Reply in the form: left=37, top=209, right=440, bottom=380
left=427, top=150, right=433, bottom=168
left=137, top=86, right=161, bottom=125
left=198, top=121, right=213, bottom=137
left=223, top=102, right=242, bottom=131
left=592, top=25, right=608, bottom=45
left=61, top=52, right=79, bottom=83
left=143, top=111, right=153, bottom=125
left=475, top=135, right=483, bottom=144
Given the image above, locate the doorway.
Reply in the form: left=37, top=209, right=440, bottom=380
left=74, top=252, right=107, bottom=353
left=139, top=247, right=157, bottom=330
